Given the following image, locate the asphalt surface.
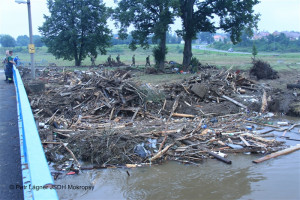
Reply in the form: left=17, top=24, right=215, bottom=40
left=0, top=70, right=23, bottom=199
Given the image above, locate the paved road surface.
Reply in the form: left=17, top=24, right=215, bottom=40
left=0, top=70, right=23, bottom=199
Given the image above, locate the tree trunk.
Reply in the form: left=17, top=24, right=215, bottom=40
left=75, top=59, right=81, bottom=66
left=158, top=31, right=167, bottom=71
left=182, top=37, right=192, bottom=70
left=181, top=0, right=195, bottom=70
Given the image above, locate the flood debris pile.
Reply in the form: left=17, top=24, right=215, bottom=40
left=250, top=59, right=279, bottom=80
left=162, top=68, right=261, bottom=116
left=24, top=68, right=293, bottom=176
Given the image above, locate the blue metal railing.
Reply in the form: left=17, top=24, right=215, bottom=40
left=13, top=66, right=58, bottom=200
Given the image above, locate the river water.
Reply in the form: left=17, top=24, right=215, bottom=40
left=55, top=118, right=300, bottom=200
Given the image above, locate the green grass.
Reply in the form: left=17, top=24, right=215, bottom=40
left=1, top=45, right=299, bottom=71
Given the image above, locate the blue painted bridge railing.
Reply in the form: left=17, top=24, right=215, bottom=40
left=13, top=66, right=58, bottom=200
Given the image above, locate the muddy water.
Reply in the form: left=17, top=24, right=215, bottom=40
left=55, top=118, right=300, bottom=200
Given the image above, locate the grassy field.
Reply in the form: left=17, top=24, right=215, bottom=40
left=1, top=45, right=299, bottom=71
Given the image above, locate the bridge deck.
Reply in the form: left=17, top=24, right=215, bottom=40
left=0, top=70, right=23, bottom=199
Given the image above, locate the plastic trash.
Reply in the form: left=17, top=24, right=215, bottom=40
left=227, top=143, right=244, bottom=149
left=210, top=118, right=218, bottom=123
left=246, top=125, right=253, bottom=131
left=134, top=143, right=150, bottom=158
left=264, top=112, right=274, bottom=118
left=147, top=138, right=157, bottom=149
left=201, top=124, right=207, bottom=129
left=277, top=121, right=289, bottom=126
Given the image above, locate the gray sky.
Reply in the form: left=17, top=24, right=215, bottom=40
left=0, top=0, right=300, bottom=39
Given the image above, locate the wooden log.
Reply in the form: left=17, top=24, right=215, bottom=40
left=149, top=143, right=174, bottom=162
left=244, top=120, right=280, bottom=129
left=287, top=84, right=300, bottom=89
left=240, top=136, right=251, bottom=146
left=253, top=145, right=300, bottom=163
left=172, top=113, right=196, bottom=118
left=167, top=95, right=181, bottom=122
left=261, top=90, right=267, bottom=113
left=222, top=95, right=247, bottom=109
left=242, top=133, right=275, bottom=144
left=63, top=143, right=81, bottom=168
left=182, top=140, right=232, bottom=164
left=131, top=108, right=140, bottom=122
left=288, top=123, right=300, bottom=131
left=42, top=141, right=63, bottom=145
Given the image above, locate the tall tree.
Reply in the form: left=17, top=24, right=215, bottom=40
left=0, top=34, right=16, bottom=47
left=16, top=35, right=29, bottom=46
left=39, top=0, right=112, bottom=66
left=33, top=35, right=44, bottom=47
left=178, top=0, right=260, bottom=69
left=114, top=0, right=179, bottom=70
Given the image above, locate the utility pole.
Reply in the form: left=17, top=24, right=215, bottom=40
left=15, top=0, right=35, bottom=78
left=27, top=0, right=35, bottom=78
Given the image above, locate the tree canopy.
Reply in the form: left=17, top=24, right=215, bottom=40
left=0, top=34, right=16, bottom=47
left=178, top=0, right=260, bottom=69
left=16, top=35, right=29, bottom=46
left=39, top=0, right=112, bottom=66
left=114, top=0, right=179, bottom=69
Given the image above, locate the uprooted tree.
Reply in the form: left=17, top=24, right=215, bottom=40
left=114, top=0, right=179, bottom=70
left=39, top=0, right=112, bottom=66
left=177, top=0, right=260, bottom=70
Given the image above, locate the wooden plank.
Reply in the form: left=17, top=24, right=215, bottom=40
left=222, top=95, right=247, bottom=109
left=240, top=136, right=251, bottom=146
left=172, top=113, right=196, bottom=118
left=253, top=145, right=300, bottom=163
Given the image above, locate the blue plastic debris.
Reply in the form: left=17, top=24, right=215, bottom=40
left=134, top=143, right=151, bottom=158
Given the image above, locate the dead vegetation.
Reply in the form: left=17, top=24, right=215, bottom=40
left=250, top=59, right=279, bottom=80
left=21, top=66, right=298, bottom=175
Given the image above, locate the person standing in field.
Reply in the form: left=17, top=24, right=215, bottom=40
left=131, top=54, right=135, bottom=67
left=116, top=54, right=121, bottom=64
left=107, top=55, right=112, bottom=66
left=145, top=55, right=150, bottom=67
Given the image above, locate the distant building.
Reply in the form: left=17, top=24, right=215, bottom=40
left=213, top=35, right=227, bottom=42
left=253, top=31, right=300, bottom=41
left=253, top=31, right=270, bottom=40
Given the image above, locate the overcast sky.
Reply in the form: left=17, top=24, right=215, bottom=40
left=0, top=0, right=300, bottom=39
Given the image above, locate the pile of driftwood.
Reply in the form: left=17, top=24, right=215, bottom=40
left=24, top=68, right=293, bottom=176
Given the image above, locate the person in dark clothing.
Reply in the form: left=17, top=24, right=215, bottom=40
left=3, top=50, right=9, bottom=82
left=7, top=51, right=16, bottom=83
left=107, top=55, right=112, bottom=66
left=116, top=54, right=121, bottom=64
left=145, top=55, right=150, bottom=67
left=131, top=55, right=135, bottom=67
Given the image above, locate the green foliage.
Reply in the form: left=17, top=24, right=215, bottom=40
left=16, top=35, right=29, bottom=46
left=196, top=32, right=214, bottom=44
left=33, top=35, right=44, bottom=47
left=252, top=44, right=258, bottom=58
left=114, top=0, right=179, bottom=68
left=0, top=34, right=16, bottom=47
left=39, top=0, right=112, bottom=66
left=190, top=56, right=200, bottom=66
left=212, top=32, right=300, bottom=53
left=178, top=0, right=260, bottom=67
left=107, top=46, right=124, bottom=54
